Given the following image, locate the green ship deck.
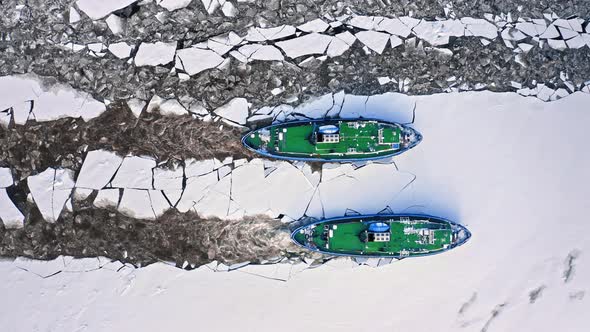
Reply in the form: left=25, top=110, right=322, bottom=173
left=243, top=119, right=421, bottom=161
left=292, top=215, right=470, bottom=258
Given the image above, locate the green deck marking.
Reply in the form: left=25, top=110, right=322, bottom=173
left=244, top=120, right=413, bottom=160
left=293, top=216, right=456, bottom=257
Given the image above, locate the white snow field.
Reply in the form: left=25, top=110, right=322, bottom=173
left=1, top=91, right=590, bottom=331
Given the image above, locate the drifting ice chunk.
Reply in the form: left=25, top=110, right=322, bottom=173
left=413, top=19, right=465, bottom=45
left=175, top=47, right=224, bottom=76
left=390, top=35, right=403, bottom=49
left=539, top=24, right=560, bottom=39
left=149, top=190, right=170, bottom=218
left=298, top=19, right=330, bottom=33
left=518, top=43, right=534, bottom=53
left=76, top=0, right=136, bottom=20
left=566, top=35, right=586, bottom=49
left=0, top=168, right=12, bottom=187
left=221, top=1, right=237, bottom=17
left=557, top=26, right=579, bottom=40
left=0, top=189, right=24, bottom=229
left=327, top=31, right=356, bottom=57
left=201, top=0, right=223, bottom=14
left=547, top=39, right=567, bottom=50
left=126, top=98, right=146, bottom=118
left=76, top=150, right=123, bottom=190
left=135, top=41, right=177, bottom=67
left=28, top=168, right=75, bottom=223
left=553, top=18, right=583, bottom=32
left=500, top=27, right=528, bottom=41
left=347, top=16, right=378, bottom=30
left=275, top=33, right=333, bottom=58
left=376, top=17, right=412, bottom=37
left=157, top=0, right=192, bottom=11
left=94, top=189, right=120, bottom=208
left=462, top=18, right=498, bottom=39
left=105, top=14, right=124, bottom=35
left=236, top=45, right=284, bottom=62
left=245, top=25, right=296, bottom=42
left=292, top=93, right=334, bottom=119
left=158, top=99, right=188, bottom=116
left=119, top=189, right=154, bottom=219
left=69, top=7, right=81, bottom=24
left=111, top=156, right=156, bottom=189
left=0, top=74, right=106, bottom=124
left=153, top=165, right=184, bottom=190
left=213, top=98, right=249, bottom=125
left=355, top=31, right=390, bottom=54
left=515, top=22, right=546, bottom=37
left=108, top=42, right=132, bottom=59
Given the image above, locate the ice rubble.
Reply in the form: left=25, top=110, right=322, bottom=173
left=0, top=74, right=106, bottom=125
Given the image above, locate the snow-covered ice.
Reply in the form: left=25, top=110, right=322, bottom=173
left=2, top=91, right=590, bottom=331
left=134, top=41, right=177, bottom=67
left=76, top=150, right=123, bottom=190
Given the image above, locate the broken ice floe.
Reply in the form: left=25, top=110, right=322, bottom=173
left=0, top=74, right=106, bottom=125
left=76, top=150, right=123, bottom=190
left=76, top=0, right=136, bottom=20
left=0, top=169, right=24, bottom=229
left=103, top=12, right=590, bottom=80
left=27, top=168, right=75, bottom=223
left=0, top=189, right=24, bottom=229
left=134, top=41, right=177, bottom=67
